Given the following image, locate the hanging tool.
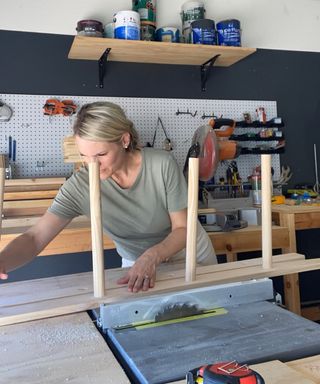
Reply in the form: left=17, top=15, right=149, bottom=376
left=0, top=100, right=13, bottom=122
left=187, top=361, right=265, bottom=384
left=43, top=99, right=77, bottom=116
left=313, top=143, right=319, bottom=194
left=209, top=117, right=236, bottom=138
left=146, top=117, right=173, bottom=151
left=273, top=165, right=292, bottom=188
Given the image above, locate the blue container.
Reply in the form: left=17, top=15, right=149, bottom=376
left=191, top=19, right=216, bottom=45
left=216, top=19, right=241, bottom=46
left=114, top=10, right=140, bottom=40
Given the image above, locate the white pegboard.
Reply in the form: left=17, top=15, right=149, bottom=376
left=0, top=94, right=281, bottom=181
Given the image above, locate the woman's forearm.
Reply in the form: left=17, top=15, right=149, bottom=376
left=0, top=232, right=40, bottom=272
left=148, top=227, right=187, bottom=265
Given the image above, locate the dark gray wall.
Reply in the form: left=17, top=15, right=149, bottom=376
left=1, top=30, right=319, bottom=301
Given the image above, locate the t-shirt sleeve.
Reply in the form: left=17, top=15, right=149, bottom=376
left=48, top=171, right=87, bottom=219
left=164, top=153, right=188, bottom=212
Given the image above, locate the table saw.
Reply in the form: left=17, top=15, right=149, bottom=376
left=91, top=278, right=320, bottom=383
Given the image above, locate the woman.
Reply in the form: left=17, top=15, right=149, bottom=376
left=0, top=102, right=216, bottom=292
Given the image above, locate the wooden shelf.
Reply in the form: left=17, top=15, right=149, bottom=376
left=68, top=36, right=256, bottom=66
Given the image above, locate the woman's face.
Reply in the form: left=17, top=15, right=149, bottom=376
left=75, top=135, right=127, bottom=180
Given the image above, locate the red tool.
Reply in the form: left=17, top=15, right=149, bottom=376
left=187, top=361, right=265, bottom=384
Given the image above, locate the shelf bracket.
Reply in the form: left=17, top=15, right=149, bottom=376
left=200, top=54, right=220, bottom=92
left=98, top=48, right=111, bottom=89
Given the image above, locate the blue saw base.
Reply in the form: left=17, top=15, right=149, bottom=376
left=105, top=301, right=320, bottom=384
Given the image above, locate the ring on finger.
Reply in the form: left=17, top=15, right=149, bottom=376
left=144, top=275, right=149, bottom=280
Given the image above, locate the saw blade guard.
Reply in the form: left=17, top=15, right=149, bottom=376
left=191, top=125, right=220, bottom=181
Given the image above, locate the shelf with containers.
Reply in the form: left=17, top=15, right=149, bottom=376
left=230, top=119, right=285, bottom=155
left=68, top=36, right=256, bottom=89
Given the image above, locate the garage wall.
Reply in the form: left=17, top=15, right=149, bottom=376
left=0, top=29, right=319, bottom=303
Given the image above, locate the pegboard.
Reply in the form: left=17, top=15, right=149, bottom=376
left=0, top=94, right=281, bottom=182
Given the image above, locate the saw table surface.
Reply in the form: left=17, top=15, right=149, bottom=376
left=106, top=301, right=320, bottom=384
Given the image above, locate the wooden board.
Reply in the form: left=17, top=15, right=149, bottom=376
left=212, top=225, right=289, bottom=254
left=251, top=360, right=317, bottom=384
left=2, top=253, right=320, bottom=326
left=0, top=312, right=129, bottom=384
left=287, top=355, right=320, bottom=382
left=68, top=36, right=256, bottom=66
left=3, top=198, right=53, bottom=217
left=4, top=189, right=58, bottom=201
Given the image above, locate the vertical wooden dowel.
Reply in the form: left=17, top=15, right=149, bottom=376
left=88, top=160, right=105, bottom=297
left=261, top=154, right=272, bottom=269
left=0, top=155, right=6, bottom=241
left=186, top=157, right=199, bottom=282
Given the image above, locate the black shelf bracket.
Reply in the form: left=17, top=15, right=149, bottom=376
left=200, top=54, right=220, bottom=92
left=98, top=48, right=111, bottom=89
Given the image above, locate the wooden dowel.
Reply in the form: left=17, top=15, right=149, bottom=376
left=186, top=157, right=199, bottom=282
left=88, top=160, right=105, bottom=297
left=261, top=154, right=272, bottom=269
left=0, top=155, right=6, bottom=241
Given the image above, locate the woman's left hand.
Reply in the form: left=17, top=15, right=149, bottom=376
left=116, top=252, right=158, bottom=293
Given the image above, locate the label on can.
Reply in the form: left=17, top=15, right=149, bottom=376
left=155, top=27, right=180, bottom=43
left=216, top=19, right=241, bottom=46
left=132, top=0, right=156, bottom=23
left=192, top=28, right=216, bottom=44
left=181, top=1, right=205, bottom=29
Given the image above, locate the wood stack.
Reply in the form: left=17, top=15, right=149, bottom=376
left=3, top=177, right=65, bottom=217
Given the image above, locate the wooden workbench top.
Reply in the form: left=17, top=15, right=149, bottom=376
left=0, top=312, right=129, bottom=383
left=272, top=204, right=320, bottom=214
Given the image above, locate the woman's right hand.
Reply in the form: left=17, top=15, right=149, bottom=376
left=0, top=262, right=8, bottom=280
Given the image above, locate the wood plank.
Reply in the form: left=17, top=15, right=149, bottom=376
left=68, top=36, right=256, bottom=66
left=251, top=360, right=316, bottom=384
left=0, top=254, right=305, bottom=308
left=301, top=305, right=320, bottom=322
left=4, top=189, right=58, bottom=201
left=3, top=198, right=53, bottom=217
left=0, top=312, right=129, bottom=384
left=295, top=212, right=320, bottom=230
left=5, top=177, right=65, bottom=188
left=287, top=355, right=320, bottom=382
left=2, top=254, right=320, bottom=326
left=210, top=225, right=289, bottom=254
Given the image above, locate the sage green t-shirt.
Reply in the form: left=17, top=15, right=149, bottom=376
left=48, top=147, right=216, bottom=264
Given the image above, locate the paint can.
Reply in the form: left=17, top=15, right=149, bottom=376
left=181, top=1, right=205, bottom=29
left=140, top=23, right=156, bottom=40
left=103, top=22, right=115, bottom=38
left=114, top=11, right=140, bottom=40
left=216, top=19, right=241, bottom=46
left=76, top=20, right=104, bottom=37
left=191, top=19, right=216, bottom=45
left=132, top=0, right=156, bottom=24
left=155, top=27, right=180, bottom=43
left=182, top=27, right=192, bottom=43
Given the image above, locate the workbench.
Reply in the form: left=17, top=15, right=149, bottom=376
left=272, top=204, right=320, bottom=319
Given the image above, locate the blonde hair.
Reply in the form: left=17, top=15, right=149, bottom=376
left=73, top=102, right=139, bottom=151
